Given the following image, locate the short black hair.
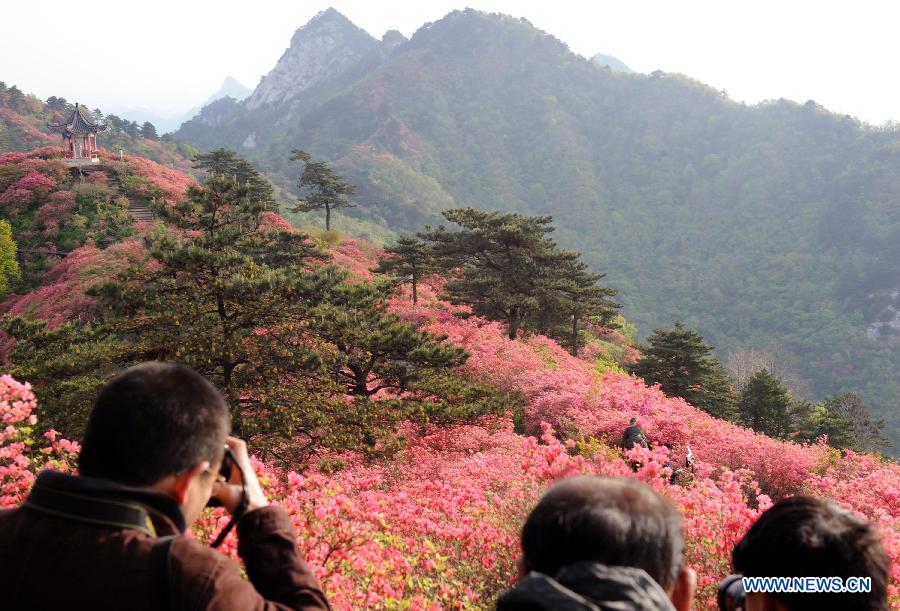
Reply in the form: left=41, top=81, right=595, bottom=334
left=732, top=495, right=889, bottom=611
left=521, top=476, right=684, bottom=589
left=79, top=362, right=230, bottom=486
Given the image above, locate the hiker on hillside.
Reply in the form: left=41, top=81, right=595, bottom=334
left=621, top=418, right=651, bottom=472
left=664, top=444, right=697, bottom=486
left=620, top=417, right=650, bottom=450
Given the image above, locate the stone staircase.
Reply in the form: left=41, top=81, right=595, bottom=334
left=129, top=203, right=154, bottom=223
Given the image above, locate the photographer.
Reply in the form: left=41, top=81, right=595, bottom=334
left=497, top=476, right=696, bottom=611
left=0, top=362, right=331, bottom=610
left=726, top=495, right=889, bottom=611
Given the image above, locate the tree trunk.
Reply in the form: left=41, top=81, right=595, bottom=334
left=325, top=204, right=331, bottom=232
left=508, top=307, right=519, bottom=340
left=570, top=314, right=579, bottom=356
left=412, top=276, right=418, bottom=305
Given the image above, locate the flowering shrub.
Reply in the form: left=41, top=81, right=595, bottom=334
left=85, top=172, right=108, bottom=185
left=0, top=171, right=57, bottom=209
left=125, top=156, right=194, bottom=203
left=36, top=190, right=77, bottom=237
left=0, top=151, right=897, bottom=608
left=0, top=240, right=145, bottom=357
left=0, top=375, right=78, bottom=507
left=260, top=211, right=295, bottom=233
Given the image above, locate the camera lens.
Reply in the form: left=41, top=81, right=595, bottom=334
left=219, top=447, right=235, bottom=480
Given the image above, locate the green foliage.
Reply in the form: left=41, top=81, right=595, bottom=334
left=4, top=150, right=506, bottom=459
left=2, top=317, right=114, bottom=435
left=533, top=257, right=620, bottom=354
left=630, top=322, right=737, bottom=420
left=0, top=85, right=195, bottom=173
left=738, top=369, right=793, bottom=439
left=309, top=280, right=468, bottom=397
left=375, top=234, right=433, bottom=304
left=141, top=121, right=158, bottom=141
left=87, top=151, right=341, bottom=450
left=171, top=10, right=900, bottom=448
left=291, top=149, right=356, bottom=231
left=422, top=208, right=618, bottom=342
left=0, top=220, right=20, bottom=296
left=822, top=393, right=890, bottom=454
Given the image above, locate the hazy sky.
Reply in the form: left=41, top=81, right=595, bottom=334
left=2, top=0, right=898, bottom=124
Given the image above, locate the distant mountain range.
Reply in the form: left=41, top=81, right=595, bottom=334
left=591, top=52, right=632, bottom=73
left=107, top=77, right=252, bottom=134
left=159, top=8, right=900, bottom=446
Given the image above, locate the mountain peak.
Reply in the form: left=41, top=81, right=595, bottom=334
left=592, top=52, right=633, bottom=73
left=289, top=7, right=368, bottom=46
left=208, top=77, right=251, bottom=103
left=246, top=9, right=378, bottom=111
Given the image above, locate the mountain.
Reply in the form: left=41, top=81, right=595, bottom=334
left=201, top=76, right=252, bottom=108
left=591, top=52, right=633, bottom=72
left=105, top=78, right=251, bottom=134
left=176, top=8, right=404, bottom=150
left=174, top=8, right=900, bottom=447
left=102, top=105, right=187, bottom=135
left=176, top=77, right=253, bottom=132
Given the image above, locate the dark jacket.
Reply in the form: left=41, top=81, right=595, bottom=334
left=496, top=562, right=675, bottom=611
left=620, top=425, right=649, bottom=450
left=0, top=471, right=330, bottom=610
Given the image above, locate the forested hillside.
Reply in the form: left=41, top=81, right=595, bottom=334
left=0, top=83, right=196, bottom=174
left=176, top=8, right=900, bottom=446
left=0, top=147, right=897, bottom=608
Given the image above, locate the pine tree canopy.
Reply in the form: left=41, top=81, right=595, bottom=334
left=290, top=149, right=355, bottom=231
left=738, top=369, right=792, bottom=439
left=630, top=322, right=736, bottom=420
left=420, top=208, right=618, bottom=342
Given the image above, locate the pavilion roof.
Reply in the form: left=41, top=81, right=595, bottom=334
left=47, top=103, right=108, bottom=137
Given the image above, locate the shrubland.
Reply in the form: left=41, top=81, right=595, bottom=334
left=0, top=148, right=897, bottom=609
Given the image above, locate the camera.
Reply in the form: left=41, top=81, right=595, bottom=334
left=218, top=446, right=237, bottom=481
left=718, top=575, right=746, bottom=611
left=206, top=445, right=239, bottom=508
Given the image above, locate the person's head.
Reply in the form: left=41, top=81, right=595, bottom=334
left=79, top=362, right=231, bottom=524
left=732, top=495, right=889, bottom=611
left=630, top=417, right=638, bottom=425
left=519, top=476, right=696, bottom=611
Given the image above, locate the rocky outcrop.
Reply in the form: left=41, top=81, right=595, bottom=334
left=245, top=8, right=378, bottom=111
left=381, top=30, right=407, bottom=53
left=867, top=287, right=900, bottom=342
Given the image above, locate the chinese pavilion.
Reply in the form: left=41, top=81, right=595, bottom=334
left=47, top=103, right=107, bottom=165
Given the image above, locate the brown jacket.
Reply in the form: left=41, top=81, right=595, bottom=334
left=0, top=471, right=331, bottom=610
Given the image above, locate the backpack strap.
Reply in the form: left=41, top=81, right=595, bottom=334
left=151, top=535, right=176, bottom=611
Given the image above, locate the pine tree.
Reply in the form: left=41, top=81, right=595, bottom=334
left=535, top=257, right=619, bottom=355
left=812, top=403, right=857, bottom=449
left=375, top=234, right=433, bottom=304
left=310, top=280, right=468, bottom=396
left=5, top=151, right=500, bottom=458
left=630, top=322, right=737, bottom=420
left=7, top=151, right=339, bottom=450
left=738, top=369, right=792, bottom=438
left=141, top=121, right=159, bottom=140
left=290, top=149, right=355, bottom=231
left=822, top=392, right=890, bottom=454
left=421, top=208, right=618, bottom=341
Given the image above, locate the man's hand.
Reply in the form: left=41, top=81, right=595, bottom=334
left=212, top=437, right=269, bottom=515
